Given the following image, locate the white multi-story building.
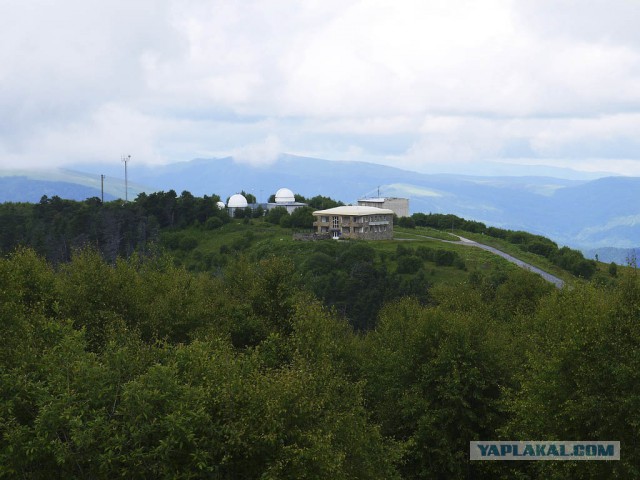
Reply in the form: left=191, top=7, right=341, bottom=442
left=312, top=205, right=394, bottom=240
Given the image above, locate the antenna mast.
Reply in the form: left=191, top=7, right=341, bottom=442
left=121, top=155, right=131, bottom=202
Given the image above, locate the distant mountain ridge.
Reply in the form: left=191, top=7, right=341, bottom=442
left=3, top=154, right=639, bottom=250
left=0, top=168, right=150, bottom=203
left=0, top=176, right=114, bottom=203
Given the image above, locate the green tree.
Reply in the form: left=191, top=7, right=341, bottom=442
left=289, top=206, right=314, bottom=229
left=265, top=206, right=289, bottom=225
left=204, top=216, right=223, bottom=230
left=396, top=254, right=422, bottom=274
left=360, top=298, right=511, bottom=479
left=240, top=190, right=257, bottom=204
left=306, top=195, right=343, bottom=210
left=279, top=215, right=292, bottom=228
left=505, top=275, right=640, bottom=478
left=398, top=216, right=415, bottom=228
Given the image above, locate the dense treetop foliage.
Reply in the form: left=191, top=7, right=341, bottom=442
left=0, top=193, right=633, bottom=478
left=1, top=246, right=638, bottom=478
left=0, top=192, right=228, bottom=264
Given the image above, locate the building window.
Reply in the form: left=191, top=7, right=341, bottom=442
left=321, top=216, right=329, bottom=222
left=343, top=227, right=350, bottom=233
left=332, top=216, right=339, bottom=229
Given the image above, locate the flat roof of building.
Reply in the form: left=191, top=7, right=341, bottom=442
left=358, top=197, right=407, bottom=202
left=313, top=206, right=394, bottom=216
left=265, top=202, right=308, bottom=207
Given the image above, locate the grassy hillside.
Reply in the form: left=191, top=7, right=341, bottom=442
left=161, top=219, right=524, bottom=284
left=160, top=219, right=590, bottom=289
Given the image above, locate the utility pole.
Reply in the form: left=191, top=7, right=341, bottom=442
left=121, top=155, right=130, bottom=202
left=100, top=174, right=105, bottom=203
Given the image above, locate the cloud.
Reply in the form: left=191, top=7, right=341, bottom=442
left=232, top=134, right=282, bottom=167
left=402, top=116, right=509, bottom=168
left=2, top=1, right=640, bottom=175
left=0, top=104, right=168, bottom=168
left=395, top=112, right=640, bottom=173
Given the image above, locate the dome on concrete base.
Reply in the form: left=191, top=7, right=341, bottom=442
left=275, top=188, right=295, bottom=203
left=228, top=194, right=248, bottom=208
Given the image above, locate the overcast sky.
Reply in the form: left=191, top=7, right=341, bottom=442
left=2, top=0, right=640, bottom=175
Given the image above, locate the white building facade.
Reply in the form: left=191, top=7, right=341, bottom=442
left=312, top=206, right=394, bottom=240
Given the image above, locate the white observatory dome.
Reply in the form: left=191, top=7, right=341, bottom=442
left=227, top=194, right=248, bottom=208
left=216, top=201, right=226, bottom=209
left=275, top=188, right=295, bottom=204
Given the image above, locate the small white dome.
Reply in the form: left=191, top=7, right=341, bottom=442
left=216, top=201, right=226, bottom=209
left=227, top=194, right=248, bottom=208
left=275, top=188, right=295, bottom=204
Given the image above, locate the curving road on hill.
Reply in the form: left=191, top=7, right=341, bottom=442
left=454, top=235, right=565, bottom=288
left=404, top=232, right=566, bottom=289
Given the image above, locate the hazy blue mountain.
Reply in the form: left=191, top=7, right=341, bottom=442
left=5, top=154, right=640, bottom=250
left=69, top=155, right=585, bottom=204
left=0, top=168, right=150, bottom=202
left=422, top=161, right=612, bottom=180
left=0, top=176, right=115, bottom=203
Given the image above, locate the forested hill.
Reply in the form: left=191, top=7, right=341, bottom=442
left=0, top=191, right=603, bottom=326
left=0, top=191, right=598, bottom=271
left=2, top=210, right=639, bottom=477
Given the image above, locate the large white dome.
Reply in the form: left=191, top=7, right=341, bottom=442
left=227, top=194, right=248, bottom=208
left=275, top=188, right=295, bottom=204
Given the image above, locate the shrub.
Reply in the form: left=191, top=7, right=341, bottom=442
left=179, top=236, right=198, bottom=251
left=205, top=217, right=224, bottom=230
left=397, top=255, right=422, bottom=274
left=398, top=217, right=415, bottom=228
